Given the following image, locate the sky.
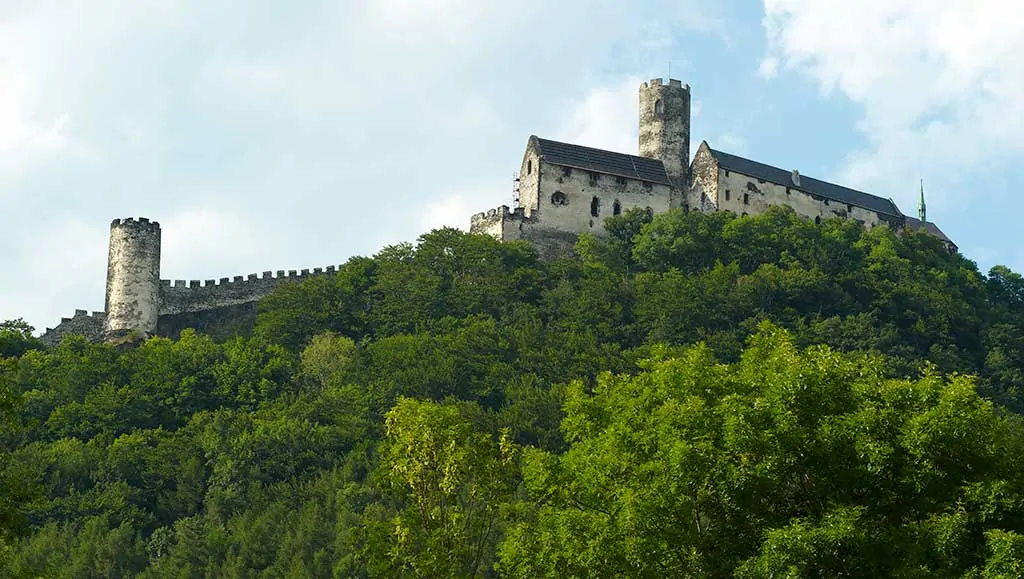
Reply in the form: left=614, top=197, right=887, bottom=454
left=2, top=0, right=1022, bottom=333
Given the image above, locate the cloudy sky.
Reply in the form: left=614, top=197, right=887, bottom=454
left=2, top=0, right=1022, bottom=333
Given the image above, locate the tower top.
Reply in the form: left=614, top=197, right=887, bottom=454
left=641, top=78, right=690, bottom=91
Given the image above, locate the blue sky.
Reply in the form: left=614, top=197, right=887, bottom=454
left=2, top=0, right=1022, bottom=332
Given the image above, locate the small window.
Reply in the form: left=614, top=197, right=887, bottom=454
left=562, top=167, right=572, bottom=177
left=616, top=176, right=627, bottom=186
left=591, top=196, right=600, bottom=217
left=613, top=200, right=622, bottom=215
left=743, top=193, right=749, bottom=204
left=742, top=212, right=748, bottom=217
left=683, top=204, right=690, bottom=212
left=551, top=191, right=568, bottom=206
left=643, top=181, right=653, bottom=190
left=589, top=172, right=600, bottom=185
left=847, top=204, right=853, bottom=212
left=527, top=160, right=532, bottom=175
left=725, top=190, right=730, bottom=201
left=655, top=99, right=664, bottom=114
left=815, top=216, right=821, bottom=225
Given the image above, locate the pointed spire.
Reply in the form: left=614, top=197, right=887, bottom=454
left=918, top=178, right=926, bottom=222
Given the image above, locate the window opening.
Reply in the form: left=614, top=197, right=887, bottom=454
left=591, top=196, right=600, bottom=217
left=551, top=191, right=568, bottom=206
left=613, top=200, right=622, bottom=215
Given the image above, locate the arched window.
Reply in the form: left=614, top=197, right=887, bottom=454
left=613, top=200, right=622, bottom=216
left=527, top=160, right=532, bottom=175
left=551, top=191, right=568, bottom=206
left=814, top=216, right=821, bottom=225
left=655, top=99, right=664, bottom=114
left=591, top=196, right=600, bottom=217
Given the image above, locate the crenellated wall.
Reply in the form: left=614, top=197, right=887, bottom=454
left=40, top=262, right=347, bottom=346
left=158, top=266, right=339, bottom=315
left=40, top=310, right=107, bottom=346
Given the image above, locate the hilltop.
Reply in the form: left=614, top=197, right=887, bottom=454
left=1, top=205, right=1023, bottom=577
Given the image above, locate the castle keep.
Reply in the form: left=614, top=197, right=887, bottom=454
left=470, top=78, right=956, bottom=258
left=42, top=77, right=956, bottom=345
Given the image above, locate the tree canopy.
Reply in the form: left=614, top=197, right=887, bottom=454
left=1, top=206, right=1023, bottom=577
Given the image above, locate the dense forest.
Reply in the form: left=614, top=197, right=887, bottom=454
left=2, top=205, right=1024, bottom=577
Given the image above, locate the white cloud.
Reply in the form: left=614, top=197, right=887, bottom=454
left=419, top=194, right=474, bottom=233
left=159, top=206, right=270, bottom=280
left=715, top=133, right=749, bottom=155
left=762, top=0, right=1024, bottom=208
left=556, top=77, right=644, bottom=155
left=758, top=57, right=778, bottom=78
left=0, top=217, right=108, bottom=332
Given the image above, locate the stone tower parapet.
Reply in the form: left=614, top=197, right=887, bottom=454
left=104, top=217, right=161, bottom=339
left=638, top=78, right=691, bottom=190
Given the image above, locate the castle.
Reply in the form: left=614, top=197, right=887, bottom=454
left=41, top=77, right=955, bottom=346
left=470, top=78, right=955, bottom=259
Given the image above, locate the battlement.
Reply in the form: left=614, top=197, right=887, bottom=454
left=41, top=309, right=107, bottom=346
left=159, top=263, right=342, bottom=315
left=470, top=205, right=528, bottom=225
left=641, top=78, right=689, bottom=91
left=111, top=217, right=161, bottom=231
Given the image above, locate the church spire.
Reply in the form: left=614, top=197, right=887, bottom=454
left=918, top=178, right=926, bottom=222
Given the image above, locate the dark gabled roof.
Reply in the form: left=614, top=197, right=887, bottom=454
left=532, top=136, right=672, bottom=186
left=706, top=146, right=902, bottom=217
left=904, top=216, right=956, bottom=247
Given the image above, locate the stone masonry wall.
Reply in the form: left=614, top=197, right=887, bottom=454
left=688, top=143, right=720, bottom=211
left=517, top=140, right=542, bottom=218
left=717, top=169, right=885, bottom=228
left=532, top=158, right=672, bottom=235
left=638, top=78, right=690, bottom=188
left=40, top=310, right=106, bottom=346
left=159, top=266, right=340, bottom=315
left=105, top=218, right=161, bottom=335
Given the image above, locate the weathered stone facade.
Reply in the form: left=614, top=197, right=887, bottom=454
left=638, top=78, right=690, bottom=191
left=104, top=218, right=161, bottom=339
left=471, top=77, right=957, bottom=256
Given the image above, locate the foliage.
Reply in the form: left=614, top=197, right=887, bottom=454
left=2, top=207, right=1024, bottom=576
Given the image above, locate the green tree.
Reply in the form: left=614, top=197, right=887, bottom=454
left=382, top=398, right=517, bottom=578
left=499, top=324, right=1024, bottom=577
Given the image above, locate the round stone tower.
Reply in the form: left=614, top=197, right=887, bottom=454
left=638, top=78, right=691, bottom=189
left=104, top=217, right=161, bottom=339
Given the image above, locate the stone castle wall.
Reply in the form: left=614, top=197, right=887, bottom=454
left=41, top=264, right=344, bottom=346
